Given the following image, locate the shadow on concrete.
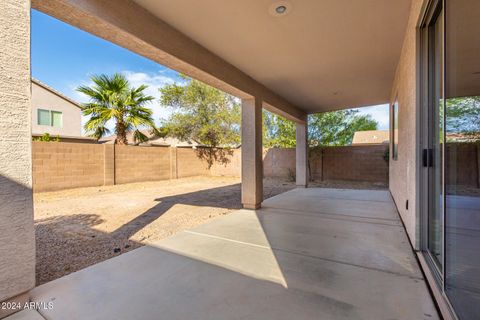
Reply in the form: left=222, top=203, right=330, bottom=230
left=30, top=187, right=441, bottom=320
left=35, top=181, right=295, bottom=285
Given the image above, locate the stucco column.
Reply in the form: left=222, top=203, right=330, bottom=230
left=296, top=121, right=308, bottom=187
left=241, top=97, right=263, bottom=209
left=0, top=0, right=35, bottom=316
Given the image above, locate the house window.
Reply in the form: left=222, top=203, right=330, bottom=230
left=391, top=99, right=399, bottom=160
left=51, top=111, right=62, bottom=128
left=38, top=109, right=51, bottom=126
left=37, top=109, right=63, bottom=128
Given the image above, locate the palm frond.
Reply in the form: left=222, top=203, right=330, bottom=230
left=132, top=129, right=149, bottom=144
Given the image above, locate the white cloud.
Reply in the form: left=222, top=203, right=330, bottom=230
left=355, top=104, right=390, bottom=130
left=123, top=70, right=175, bottom=103
left=123, top=70, right=177, bottom=123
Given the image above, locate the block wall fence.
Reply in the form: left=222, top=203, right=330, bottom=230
left=32, top=141, right=395, bottom=192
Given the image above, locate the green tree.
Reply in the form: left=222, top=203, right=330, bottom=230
left=159, top=76, right=241, bottom=147
left=263, top=109, right=378, bottom=148
left=446, top=96, right=480, bottom=139
left=263, top=110, right=296, bottom=147
left=309, top=110, right=378, bottom=146
left=77, top=73, right=159, bottom=144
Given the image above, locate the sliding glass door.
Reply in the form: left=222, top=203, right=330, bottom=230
left=421, top=1, right=480, bottom=319
left=421, top=0, right=444, bottom=275
left=444, top=0, right=480, bottom=318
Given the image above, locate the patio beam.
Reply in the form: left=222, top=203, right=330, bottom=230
left=241, top=98, right=263, bottom=209
left=31, top=0, right=307, bottom=123
left=296, top=121, right=309, bottom=187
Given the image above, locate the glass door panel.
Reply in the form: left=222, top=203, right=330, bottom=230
left=426, top=7, right=444, bottom=271
left=445, top=0, right=480, bottom=318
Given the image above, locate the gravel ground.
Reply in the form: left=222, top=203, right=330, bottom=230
left=34, top=176, right=387, bottom=285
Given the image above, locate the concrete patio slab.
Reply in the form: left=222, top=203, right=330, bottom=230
left=262, top=188, right=399, bottom=220
left=181, top=209, right=421, bottom=277
left=4, top=310, right=45, bottom=320
left=28, top=188, right=438, bottom=320
left=266, top=187, right=394, bottom=203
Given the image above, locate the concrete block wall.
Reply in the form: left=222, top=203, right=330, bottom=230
left=0, top=0, right=35, bottom=311
left=32, top=142, right=105, bottom=192
left=213, top=145, right=389, bottom=184
left=263, top=148, right=296, bottom=178
left=320, top=145, right=389, bottom=183
left=115, top=145, right=170, bottom=184
left=446, top=143, right=480, bottom=188
left=32, top=142, right=390, bottom=193
left=176, top=147, right=210, bottom=178
left=209, top=149, right=241, bottom=177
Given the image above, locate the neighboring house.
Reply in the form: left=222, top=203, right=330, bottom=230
left=99, top=130, right=200, bottom=147
left=352, top=130, right=390, bottom=145
left=31, top=78, right=82, bottom=138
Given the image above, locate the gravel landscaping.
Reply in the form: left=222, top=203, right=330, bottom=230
left=34, top=176, right=387, bottom=285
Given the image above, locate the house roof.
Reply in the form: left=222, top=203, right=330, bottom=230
left=352, top=130, right=390, bottom=145
left=99, top=130, right=200, bottom=147
left=31, top=78, right=82, bottom=109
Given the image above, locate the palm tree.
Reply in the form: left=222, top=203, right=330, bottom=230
left=77, top=73, right=159, bottom=145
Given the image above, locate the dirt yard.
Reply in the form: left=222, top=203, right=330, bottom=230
left=34, top=177, right=387, bottom=285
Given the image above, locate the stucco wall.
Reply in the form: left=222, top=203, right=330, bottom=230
left=31, top=81, right=82, bottom=137
left=388, top=0, right=424, bottom=248
left=0, top=0, right=35, bottom=305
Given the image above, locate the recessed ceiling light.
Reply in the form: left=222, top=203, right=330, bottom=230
left=269, top=1, right=292, bottom=17
left=276, top=5, right=287, bottom=14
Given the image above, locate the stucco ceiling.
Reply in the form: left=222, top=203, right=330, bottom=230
left=133, top=0, right=412, bottom=113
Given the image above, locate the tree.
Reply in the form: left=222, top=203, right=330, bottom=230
left=263, top=110, right=296, bottom=147
left=77, top=73, right=159, bottom=144
left=159, top=76, right=241, bottom=147
left=263, top=109, right=378, bottom=148
left=446, top=96, right=480, bottom=139
left=309, top=110, right=378, bottom=146
left=159, top=76, right=241, bottom=167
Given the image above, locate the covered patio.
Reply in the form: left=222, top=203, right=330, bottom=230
left=1, top=0, right=452, bottom=318
left=11, top=188, right=438, bottom=320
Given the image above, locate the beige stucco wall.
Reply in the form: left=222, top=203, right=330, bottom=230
left=31, top=81, right=82, bottom=137
left=0, top=0, right=35, bottom=305
left=389, top=0, right=424, bottom=249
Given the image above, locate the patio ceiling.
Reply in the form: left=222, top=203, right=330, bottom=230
left=133, top=0, right=412, bottom=113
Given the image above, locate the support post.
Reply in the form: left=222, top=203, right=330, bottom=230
left=241, top=97, right=263, bottom=209
left=296, top=121, right=308, bottom=187
left=0, top=0, right=35, bottom=316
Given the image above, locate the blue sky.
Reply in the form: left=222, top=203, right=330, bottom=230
left=32, top=9, right=389, bottom=130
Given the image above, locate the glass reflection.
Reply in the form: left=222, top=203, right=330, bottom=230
left=445, top=0, right=480, bottom=318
